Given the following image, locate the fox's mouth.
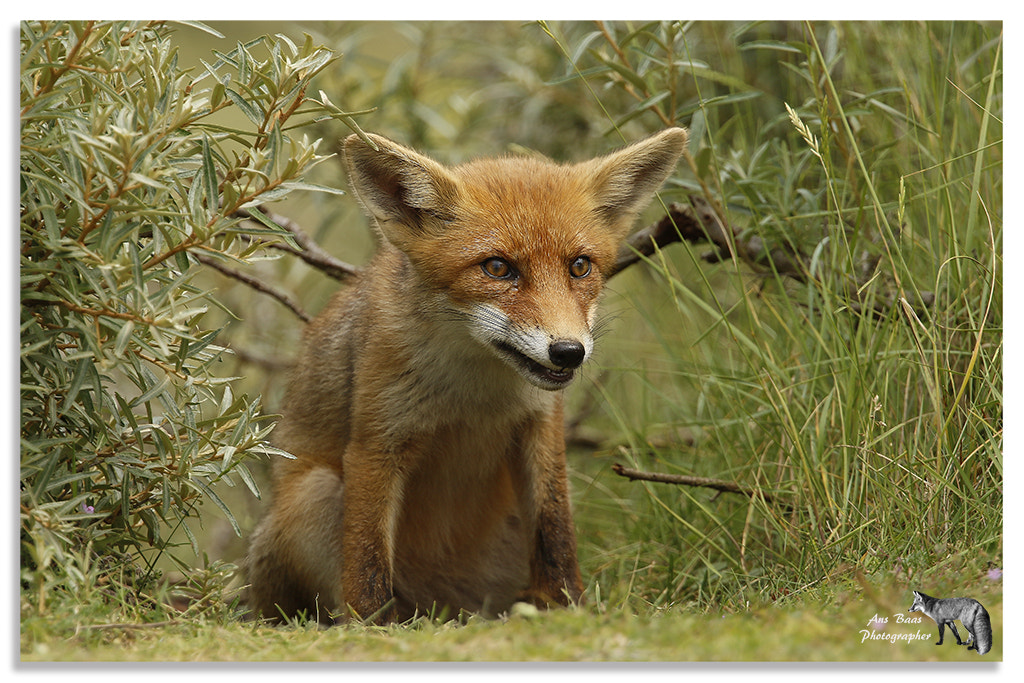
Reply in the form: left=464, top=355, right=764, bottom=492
left=493, top=341, right=575, bottom=390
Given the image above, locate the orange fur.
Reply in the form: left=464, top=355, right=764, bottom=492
left=246, top=128, right=687, bottom=623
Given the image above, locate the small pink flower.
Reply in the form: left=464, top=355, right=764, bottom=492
left=987, top=567, right=1003, bottom=581
left=80, top=502, right=94, bottom=514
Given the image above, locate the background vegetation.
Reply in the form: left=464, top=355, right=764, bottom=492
left=20, top=19, right=1001, bottom=661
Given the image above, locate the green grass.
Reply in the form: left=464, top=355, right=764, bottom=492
left=21, top=568, right=1002, bottom=662
left=548, top=19, right=1002, bottom=614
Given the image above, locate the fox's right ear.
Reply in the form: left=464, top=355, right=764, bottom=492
left=585, top=127, right=688, bottom=236
left=343, top=133, right=460, bottom=249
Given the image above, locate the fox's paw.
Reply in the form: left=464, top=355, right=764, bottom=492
left=515, top=587, right=559, bottom=609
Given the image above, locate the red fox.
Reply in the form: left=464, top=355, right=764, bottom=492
left=246, top=127, right=688, bottom=623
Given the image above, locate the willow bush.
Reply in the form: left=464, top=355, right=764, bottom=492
left=19, top=20, right=360, bottom=613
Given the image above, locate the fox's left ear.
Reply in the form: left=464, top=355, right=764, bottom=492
left=343, top=133, right=460, bottom=251
left=585, top=127, right=688, bottom=234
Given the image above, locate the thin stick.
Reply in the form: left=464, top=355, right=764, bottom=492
left=612, top=196, right=933, bottom=317
left=194, top=252, right=311, bottom=323
left=611, top=462, right=789, bottom=511
left=236, top=206, right=360, bottom=282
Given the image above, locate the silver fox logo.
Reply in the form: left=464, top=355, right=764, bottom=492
left=909, top=590, right=992, bottom=655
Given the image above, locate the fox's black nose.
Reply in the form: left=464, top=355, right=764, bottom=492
left=548, top=339, right=586, bottom=369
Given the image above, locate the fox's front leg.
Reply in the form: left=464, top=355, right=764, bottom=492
left=517, top=409, right=584, bottom=607
left=526, top=468, right=584, bottom=606
left=340, top=448, right=405, bottom=623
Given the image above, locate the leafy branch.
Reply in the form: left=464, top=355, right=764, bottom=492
left=19, top=20, right=364, bottom=609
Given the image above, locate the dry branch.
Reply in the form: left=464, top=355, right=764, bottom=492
left=611, top=196, right=808, bottom=278
left=613, top=195, right=934, bottom=317
left=194, top=252, right=311, bottom=323
left=236, top=205, right=360, bottom=282
left=611, top=462, right=791, bottom=511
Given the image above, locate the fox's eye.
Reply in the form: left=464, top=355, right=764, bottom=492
left=569, top=256, right=592, bottom=278
left=481, top=258, right=514, bottom=280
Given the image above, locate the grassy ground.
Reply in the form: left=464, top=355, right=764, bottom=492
left=20, top=585, right=1002, bottom=663
left=19, top=549, right=1002, bottom=662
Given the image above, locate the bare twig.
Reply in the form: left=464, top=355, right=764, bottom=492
left=614, top=195, right=934, bottom=318
left=235, top=206, right=361, bottom=282
left=612, top=197, right=808, bottom=279
left=611, top=203, right=692, bottom=276
left=611, top=462, right=791, bottom=512
left=194, top=252, right=311, bottom=323
left=229, top=345, right=296, bottom=372
left=195, top=205, right=359, bottom=324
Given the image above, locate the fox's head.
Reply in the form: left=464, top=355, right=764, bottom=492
left=909, top=590, right=930, bottom=611
left=344, top=129, right=687, bottom=390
